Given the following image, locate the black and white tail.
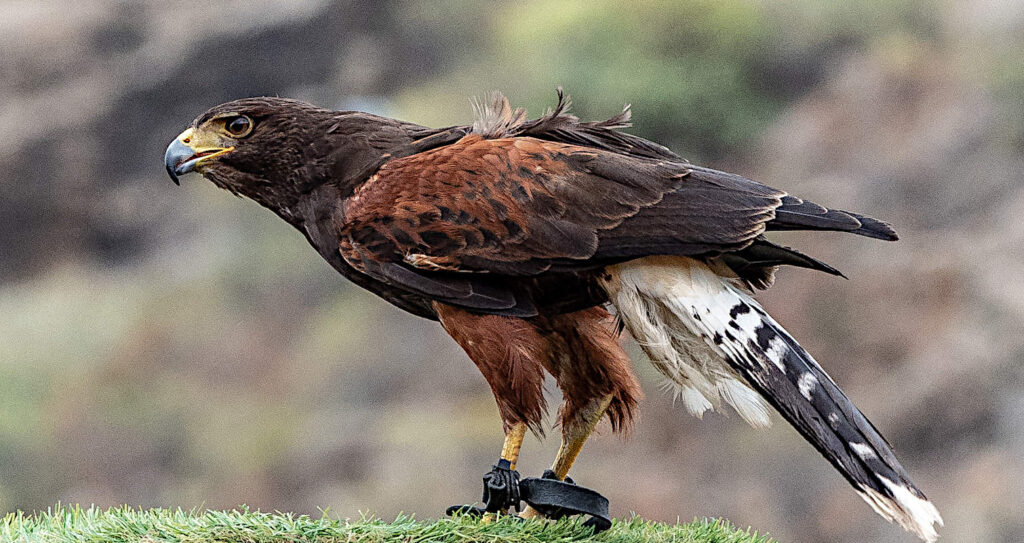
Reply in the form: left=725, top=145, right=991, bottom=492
left=602, top=255, right=942, bottom=542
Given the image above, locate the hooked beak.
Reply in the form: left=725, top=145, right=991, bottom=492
left=164, top=128, right=234, bottom=185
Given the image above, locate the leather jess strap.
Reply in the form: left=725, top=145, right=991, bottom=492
left=446, top=464, right=612, bottom=533
left=519, top=475, right=611, bottom=532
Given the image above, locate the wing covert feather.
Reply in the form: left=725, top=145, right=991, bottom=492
left=338, top=135, right=784, bottom=313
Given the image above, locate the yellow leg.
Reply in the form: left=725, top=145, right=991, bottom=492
left=501, top=422, right=527, bottom=470
left=483, top=422, right=528, bottom=521
left=520, top=394, right=613, bottom=519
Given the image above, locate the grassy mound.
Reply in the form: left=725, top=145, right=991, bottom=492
left=1, top=506, right=774, bottom=543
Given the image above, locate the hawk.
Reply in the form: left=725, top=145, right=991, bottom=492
left=165, top=91, right=942, bottom=541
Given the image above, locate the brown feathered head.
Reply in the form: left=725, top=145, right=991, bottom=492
left=164, top=97, right=339, bottom=206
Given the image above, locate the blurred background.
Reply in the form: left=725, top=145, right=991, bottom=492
left=1, top=1, right=1022, bottom=541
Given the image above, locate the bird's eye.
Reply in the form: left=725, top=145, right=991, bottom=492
left=225, top=116, right=253, bottom=137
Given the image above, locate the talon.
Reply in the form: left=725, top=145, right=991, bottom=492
left=446, top=505, right=486, bottom=517
left=583, top=516, right=612, bottom=532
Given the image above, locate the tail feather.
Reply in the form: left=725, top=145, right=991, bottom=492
left=604, top=256, right=941, bottom=542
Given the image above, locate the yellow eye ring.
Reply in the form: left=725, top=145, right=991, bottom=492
left=224, top=116, right=253, bottom=137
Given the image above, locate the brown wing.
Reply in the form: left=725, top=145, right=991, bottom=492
left=337, top=134, right=784, bottom=315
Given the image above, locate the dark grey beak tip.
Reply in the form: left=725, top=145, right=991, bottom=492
left=166, top=163, right=181, bottom=185
left=164, top=138, right=195, bottom=186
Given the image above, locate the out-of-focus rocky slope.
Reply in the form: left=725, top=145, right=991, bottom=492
left=0, top=0, right=437, bottom=279
left=1, top=2, right=1023, bottom=543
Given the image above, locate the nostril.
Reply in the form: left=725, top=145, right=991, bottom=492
left=182, top=137, right=191, bottom=144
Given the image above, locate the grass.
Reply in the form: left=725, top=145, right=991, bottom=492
left=0, top=506, right=774, bottom=543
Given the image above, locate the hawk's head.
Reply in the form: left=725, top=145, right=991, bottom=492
left=165, top=97, right=334, bottom=207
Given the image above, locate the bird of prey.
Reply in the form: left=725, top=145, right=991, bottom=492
left=165, top=90, right=942, bottom=541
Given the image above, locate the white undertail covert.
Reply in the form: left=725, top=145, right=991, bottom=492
left=601, top=255, right=943, bottom=542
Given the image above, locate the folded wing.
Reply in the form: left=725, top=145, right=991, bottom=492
left=338, top=134, right=788, bottom=314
